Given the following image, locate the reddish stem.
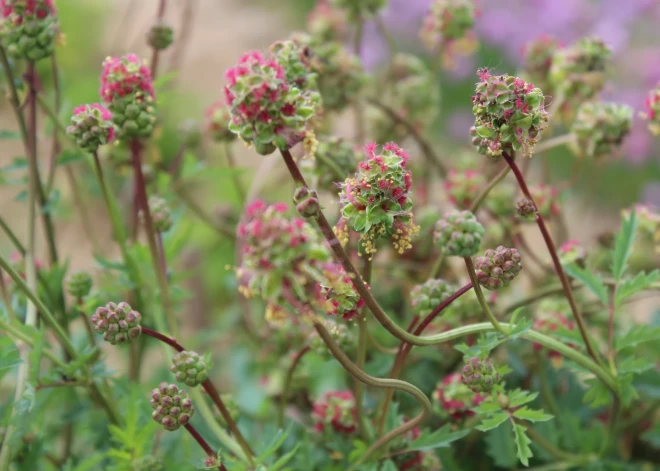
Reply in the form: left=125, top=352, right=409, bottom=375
left=183, top=423, right=225, bottom=471
left=149, top=0, right=168, bottom=79
left=142, top=327, right=184, bottom=352
left=278, top=345, right=311, bottom=427
left=502, top=151, right=601, bottom=364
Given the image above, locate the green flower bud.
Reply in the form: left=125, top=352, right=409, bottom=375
left=147, top=21, right=174, bottom=50
left=150, top=382, right=194, bottom=431
left=170, top=351, right=209, bottom=387
left=461, top=356, right=500, bottom=393
left=66, top=271, right=92, bottom=299
left=91, top=302, right=142, bottom=345
left=433, top=210, right=484, bottom=257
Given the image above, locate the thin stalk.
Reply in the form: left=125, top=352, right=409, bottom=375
left=0, top=270, right=17, bottom=323
left=502, top=151, right=601, bottom=365
left=607, top=287, right=616, bottom=369
left=130, top=140, right=178, bottom=336
left=313, top=148, right=346, bottom=182
left=428, top=251, right=445, bottom=279
left=45, top=54, right=62, bottom=195
left=355, top=257, right=372, bottom=440
left=464, top=257, right=507, bottom=336
left=149, top=0, right=168, bottom=79
left=183, top=423, right=225, bottom=471
left=0, top=216, right=25, bottom=255
left=315, top=321, right=432, bottom=469
left=534, top=133, right=575, bottom=154
left=278, top=345, right=311, bottom=428
left=0, top=45, right=28, bottom=146
left=65, top=166, right=101, bottom=255
left=0, top=318, right=67, bottom=369
left=367, top=98, right=447, bottom=177
left=77, top=298, right=96, bottom=347
left=156, top=233, right=167, bottom=280
left=223, top=142, right=246, bottom=203
left=469, top=165, right=511, bottom=212
left=176, top=188, right=236, bottom=239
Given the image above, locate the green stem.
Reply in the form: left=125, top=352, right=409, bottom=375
left=45, top=53, right=62, bottom=196
left=355, top=258, right=372, bottom=440
left=314, top=321, right=431, bottom=468
left=314, top=148, right=346, bottom=182
left=464, top=257, right=507, bottom=336
left=278, top=345, right=310, bottom=428
left=223, top=142, right=246, bottom=203
left=524, top=424, right=584, bottom=462
left=428, top=251, right=445, bottom=279
left=0, top=318, right=66, bottom=369
left=149, top=0, right=168, bottom=79
left=0, top=46, right=28, bottom=146
left=469, top=165, right=511, bottom=212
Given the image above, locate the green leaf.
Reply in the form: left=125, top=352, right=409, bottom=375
left=509, top=316, right=534, bottom=338
left=476, top=411, right=509, bottom=432
left=564, top=263, right=608, bottom=304
left=583, top=378, right=612, bottom=408
left=619, top=374, right=639, bottom=408
left=271, top=444, right=300, bottom=471
left=0, top=129, right=22, bottom=140
left=348, top=440, right=367, bottom=463
left=379, top=460, right=397, bottom=471
left=513, top=423, right=533, bottom=467
left=56, top=149, right=85, bottom=167
left=405, top=424, right=470, bottom=451
left=512, top=407, right=553, bottom=423
left=612, top=208, right=638, bottom=281
left=617, top=356, right=655, bottom=375
left=615, top=325, right=660, bottom=351
left=485, top=421, right=517, bottom=468
left=615, top=270, right=660, bottom=306
left=508, top=389, right=539, bottom=408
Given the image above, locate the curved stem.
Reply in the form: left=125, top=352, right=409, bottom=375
left=502, top=151, right=601, bottom=365
left=463, top=257, right=507, bottom=336
left=142, top=327, right=185, bottom=352
left=469, top=165, right=511, bottom=212
left=0, top=318, right=66, bottom=369
left=314, top=148, right=346, bottom=182
left=278, top=345, right=310, bottom=428
left=314, top=321, right=431, bottom=468
left=183, top=423, right=225, bottom=471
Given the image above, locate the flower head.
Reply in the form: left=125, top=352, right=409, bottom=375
left=461, top=356, right=500, bottom=393
left=410, top=278, right=454, bottom=316
left=329, top=0, right=386, bottom=22
left=533, top=312, right=575, bottom=358
left=471, top=69, right=549, bottom=157
left=147, top=21, right=174, bottom=50
left=147, top=196, right=173, bottom=233
left=150, top=382, right=194, bottom=431
left=312, top=390, right=357, bottom=434
left=474, top=245, right=522, bottom=290
left=0, top=0, right=58, bottom=61
left=66, top=271, right=92, bottom=299
left=516, top=197, right=536, bottom=220
left=558, top=239, right=587, bottom=266
left=433, top=373, right=484, bottom=421
left=91, top=302, right=142, bottom=345
left=66, top=103, right=116, bottom=153
left=571, top=102, right=633, bottom=159
left=307, top=0, right=349, bottom=42
left=434, top=210, right=484, bottom=257
left=170, top=351, right=209, bottom=387
left=317, top=263, right=365, bottom=320
left=521, top=34, right=561, bottom=95
left=444, top=168, right=486, bottom=208
left=642, top=82, right=660, bottom=136
left=205, top=101, right=235, bottom=142
left=420, top=0, right=475, bottom=48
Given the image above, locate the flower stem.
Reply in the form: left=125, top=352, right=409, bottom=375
left=502, top=151, right=601, bottom=365
left=463, top=257, right=508, bottom=336
left=355, top=257, right=372, bottom=440
left=78, top=298, right=96, bottom=347
left=149, top=0, right=168, bottom=79
left=223, top=141, right=246, bottom=203
left=142, top=327, right=185, bottom=352
left=469, top=164, right=511, bottom=212
left=278, top=345, right=310, bottom=428
left=183, top=423, right=226, bottom=471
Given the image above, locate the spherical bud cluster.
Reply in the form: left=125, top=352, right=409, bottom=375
left=558, top=239, right=587, bottom=266
left=521, top=34, right=561, bottom=95
left=309, top=320, right=354, bottom=359
left=434, top=210, right=484, bottom=257
left=339, top=142, right=419, bottom=258
left=474, top=246, right=522, bottom=290
left=66, top=104, right=116, bottom=153
left=516, top=197, right=536, bottom=220
left=147, top=21, right=174, bottom=50
left=293, top=186, right=320, bottom=219
left=91, top=302, right=142, bottom=345
left=0, top=0, right=58, bottom=61
left=100, top=54, right=156, bottom=140
left=420, top=0, right=475, bottom=49
left=317, top=263, right=365, bottom=320
left=311, top=136, right=358, bottom=191
left=66, top=271, right=92, bottom=299
left=312, top=390, right=357, bottom=434
left=433, top=373, right=484, bottom=421
left=461, top=356, right=500, bottom=393
left=224, top=49, right=319, bottom=155
left=150, top=382, right=194, bottom=431
left=529, top=184, right=560, bottom=219
left=444, top=168, right=486, bottom=208
left=368, top=54, right=440, bottom=143
left=330, top=0, right=387, bottom=21
left=307, top=0, right=349, bottom=42
left=641, top=82, right=660, bottom=135
left=471, top=68, right=549, bottom=157
left=204, top=101, right=235, bottom=142
left=132, top=456, right=164, bottom=471
left=549, top=37, right=610, bottom=117
left=147, top=196, right=173, bottom=233
left=533, top=312, right=575, bottom=358
left=170, top=351, right=209, bottom=387
left=410, top=278, right=454, bottom=316
left=571, top=102, right=633, bottom=159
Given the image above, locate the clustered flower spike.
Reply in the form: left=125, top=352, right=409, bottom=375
left=66, top=271, right=92, bottom=299
left=642, top=82, right=660, bottom=135
left=484, top=184, right=516, bottom=219
left=515, top=197, right=536, bottom=220
left=205, top=101, right=235, bottom=142
left=433, top=210, right=484, bottom=257
left=339, top=142, right=419, bottom=258
left=100, top=54, right=156, bottom=140
left=433, top=373, right=484, bottom=421
left=317, top=263, right=365, bottom=320
left=224, top=48, right=319, bottom=155
left=474, top=245, right=522, bottom=290
left=329, top=0, right=386, bottom=21
left=147, top=21, right=174, bottom=50
left=293, top=186, right=320, bottom=219
left=471, top=68, right=549, bottom=157
left=571, top=102, right=633, bottom=159
left=91, top=302, right=142, bottom=345
left=170, top=351, right=209, bottom=387
left=312, top=390, right=357, bottom=434
left=521, top=34, right=561, bottom=95
left=461, top=356, right=500, bottom=393
left=133, top=455, right=165, bottom=471
left=307, top=0, right=349, bottom=42
left=150, top=382, right=194, bottom=431
left=311, top=136, right=358, bottom=191
left=444, top=168, right=486, bottom=208
left=529, top=184, right=560, bottom=219
left=420, top=0, right=476, bottom=49
left=549, top=37, right=611, bottom=118
left=148, top=196, right=173, bottom=233
left=410, top=278, right=454, bottom=316
left=0, top=0, right=58, bottom=61
left=368, top=54, right=440, bottom=143
left=66, top=104, right=117, bottom=153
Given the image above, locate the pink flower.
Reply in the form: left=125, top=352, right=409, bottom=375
left=99, top=54, right=155, bottom=103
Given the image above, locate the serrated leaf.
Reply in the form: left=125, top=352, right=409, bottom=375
left=476, top=411, right=509, bottom=432
left=513, top=423, right=533, bottom=467
left=379, top=460, right=397, bottom=471
left=509, top=317, right=533, bottom=337
left=405, top=424, right=470, bottom=452
left=583, top=378, right=611, bottom=408
left=615, top=325, right=660, bottom=351
left=485, top=421, right=517, bottom=468
left=612, top=209, right=638, bottom=281
left=271, top=444, right=300, bottom=471
left=512, top=407, right=553, bottom=423
left=564, top=263, right=608, bottom=304
left=617, top=356, right=655, bottom=375
left=508, top=389, right=539, bottom=408
left=348, top=440, right=367, bottom=463
left=619, top=374, right=638, bottom=408
left=473, top=402, right=502, bottom=414
left=615, top=270, right=660, bottom=306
